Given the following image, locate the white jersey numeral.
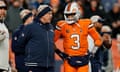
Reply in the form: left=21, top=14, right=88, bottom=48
left=71, top=34, right=80, bottom=50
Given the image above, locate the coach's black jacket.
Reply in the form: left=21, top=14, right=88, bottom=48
left=12, top=25, right=25, bottom=54
left=17, top=21, right=54, bottom=67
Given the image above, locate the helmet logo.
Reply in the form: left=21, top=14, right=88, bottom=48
left=80, top=29, right=82, bottom=32
left=67, top=3, right=72, bottom=11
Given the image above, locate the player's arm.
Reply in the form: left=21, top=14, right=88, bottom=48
left=88, top=24, right=102, bottom=47
left=54, top=21, right=64, bottom=42
left=54, top=29, right=61, bottom=42
left=54, top=30, right=68, bottom=60
left=54, top=43, right=68, bottom=60
left=54, top=21, right=68, bottom=60
left=88, top=24, right=102, bottom=54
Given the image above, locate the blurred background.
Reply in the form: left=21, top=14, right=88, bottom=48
left=4, top=0, right=120, bottom=72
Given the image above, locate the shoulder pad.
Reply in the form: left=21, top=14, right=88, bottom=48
left=56, top=20, right=66, bottom=30
left=78, top=19, right=91, bottom=24
left=78, top=19, right=93, bottom=28
left=88, top=23, right=94, bottom=28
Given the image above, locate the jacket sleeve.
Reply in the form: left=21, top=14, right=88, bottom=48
left=16, top=25, right=31, bottom=51
left=12, top=28, right=26, bottom=54
left=12, top=30, right=19, bottom=53
left=88, top=26, right=102, bottom=47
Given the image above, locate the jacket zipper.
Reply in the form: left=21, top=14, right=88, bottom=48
left=46, top=31, right=49, bottom=68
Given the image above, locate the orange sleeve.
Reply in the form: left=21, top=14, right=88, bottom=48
left=54, top=30, right=61, bottom=42
left=54, top=21, right=65, bottom=42
left=88, top=27, right=102, bottom=47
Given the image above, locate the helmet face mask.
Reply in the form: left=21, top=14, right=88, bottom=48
left=64, top=12, right=76, bottom=24
left=64, top=2, right=80, bottom=24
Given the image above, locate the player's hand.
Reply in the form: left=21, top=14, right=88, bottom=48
left=61, top=52, right=69, bottom=60
left=55, top=49, right=69, bottom=60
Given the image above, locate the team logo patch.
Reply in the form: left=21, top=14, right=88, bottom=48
left=14, top=37, right=17, bottom=40
left=50, top=29, right=54, bottom=32
left=80, top=29, right=82, bottom=32
left=66, top=29, right=70, bottom=33
left=21, top=33, right=25, bottom=37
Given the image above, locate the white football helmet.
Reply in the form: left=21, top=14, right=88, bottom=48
left=64, top=2, right=81, bottom=24
left=90, top=15, right=101, bottom=23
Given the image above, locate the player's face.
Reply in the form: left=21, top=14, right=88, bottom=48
left=65, top=13, right=76, bottom=22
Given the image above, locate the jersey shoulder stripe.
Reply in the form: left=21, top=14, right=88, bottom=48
left=56, top=20, right=67, bottom=30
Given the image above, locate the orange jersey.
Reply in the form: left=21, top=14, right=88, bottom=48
left=54, top=19, right=102, bottom=56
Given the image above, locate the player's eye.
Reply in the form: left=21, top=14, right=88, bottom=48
left=0, top=6, right=7, bottom=10
left=65, top=13, right=76, bottom=17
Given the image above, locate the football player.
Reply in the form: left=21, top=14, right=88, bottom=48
left=54, top=1, right=102, bottom=72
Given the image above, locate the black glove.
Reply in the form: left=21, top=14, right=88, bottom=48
left=89, top=52, right=95, bottom=57
left=55, top=49, right=69, bottom=60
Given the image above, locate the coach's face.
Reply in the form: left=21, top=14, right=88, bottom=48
left=0, top=1, right=7, bottom=21
left=41, top=11, right=53, bottom=24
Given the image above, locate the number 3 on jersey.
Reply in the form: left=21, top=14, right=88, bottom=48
left=71, top=34, right=80, bottom=50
